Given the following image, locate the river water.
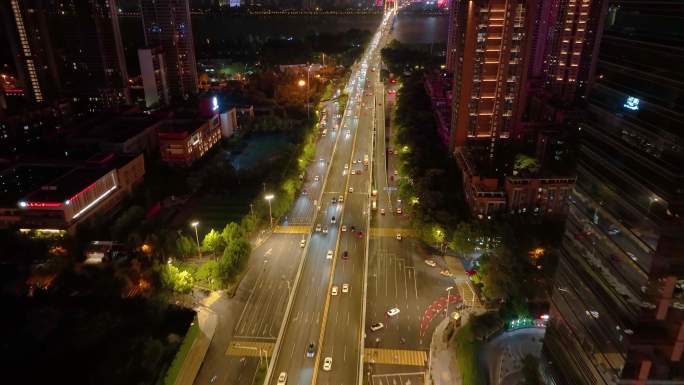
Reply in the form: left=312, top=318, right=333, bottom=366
left=119, top=13, right=447, bottom=72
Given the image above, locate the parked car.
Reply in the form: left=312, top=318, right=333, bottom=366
left=370, top=322, right=385, bottom=331
left=424, top=259, right=437, bottom=267
left=342, top=283, right=349, bottom=293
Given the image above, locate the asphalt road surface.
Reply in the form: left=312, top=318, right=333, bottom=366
left=267, top=11, right=396, bottom=385
left=194, top=93, right=348, bottom=385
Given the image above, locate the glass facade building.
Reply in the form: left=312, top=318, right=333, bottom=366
left=544, top=2, right=684, bottom=384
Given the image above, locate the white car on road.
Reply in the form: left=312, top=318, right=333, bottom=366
left=396, top=233, right=402, bottom=241
left=323, top=357, right=332, bottom=371
left=370, top=322, right=384, bottom=332
left=331, top=286, right=338, bottom=296
left=300, top=239, right=306, bottom=248
left=326, top=250, right=333, bottom=259
left=342, top=283, right=349, bottom=293
left=277, top=372, right=287, bottom=385
left=387, top=308, right=400, bottom=317
left=424, top=259, right=436, bottom=267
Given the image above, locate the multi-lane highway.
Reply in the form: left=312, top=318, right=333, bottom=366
left=266, top=12, right=395, bottom=385
left=196, top=7, right=475, bottom=385
left=194, top=96, right=345, bottom=385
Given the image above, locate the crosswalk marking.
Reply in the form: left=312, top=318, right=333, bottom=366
left=273, top=225, right=310, bottom=234
left=226, top=341, right=275, bottom=357
left=369, top=228, right=417, bottom=237
left=364, top=348, right=427, bottom=366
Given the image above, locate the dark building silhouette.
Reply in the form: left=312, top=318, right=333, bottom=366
left=544, top=2, right=684, bottom=384
left=1, top=0, right=61, bottom=103
left=139, top=0, right=199, bottom=102
left=54, top=0, right=130, bottom=108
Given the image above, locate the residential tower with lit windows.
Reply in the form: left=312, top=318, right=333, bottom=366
left=544, top=2, right=684, bottom=384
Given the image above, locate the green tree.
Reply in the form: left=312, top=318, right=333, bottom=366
left=175, top=234, right=196, bottom=258
left=240, top=214, right=256, bottom=235
left=520, top=354, right=542, bottom=385
left=449, top=222, right=479, bottom=256
left=195, top=260, right=219, bottom=288
left=222, top=222, right=244, bottom=246
left=110, top=205, right=145, bottom=240
left=513, top=154, right=540, bottom=175
left=201, top=229, right=224, bottom=256
left=478, top=247, right=522, bottom=300
left=217, top=235, right=252, bottom=284
left=159, top=263, right=194, bottom=292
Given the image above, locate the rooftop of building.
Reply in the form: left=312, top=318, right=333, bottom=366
left=0, top=164, right=73, bottom=207
left=1, top=153, right=139, bottom=207
left=157, top=119, right=206, bottom=135
left=80, top=116, right=160, bottom=144
left=23, top=167, right=114, bottom=204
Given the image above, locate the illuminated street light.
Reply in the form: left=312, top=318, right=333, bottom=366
left=298, top=79, right=306, bottom=87
left=445, top=286, right=454, bottom=318
left=265, top=194, right=275, bottom=228
left=191, top=221, right=201, bottom=257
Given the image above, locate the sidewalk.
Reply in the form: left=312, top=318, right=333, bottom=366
left=428, top=317, right=461, bottom=385
left=173, top=293, right=220, bottom=385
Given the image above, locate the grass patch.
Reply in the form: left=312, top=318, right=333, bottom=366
left=252, top=361, right=268, bottom=385
left=163, top=317, right=200, bottom=385
left=338, top=93, right=349, bottom=115
left=453, top=320, right=486, bottom=385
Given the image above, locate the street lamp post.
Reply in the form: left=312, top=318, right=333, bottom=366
left=191, top=221, right=200, bottom=258
left=306, top=64, right=311, bottom=118
left=265, top=194, right=274, bottom=228
left=445, top=286, right=454, bottom=318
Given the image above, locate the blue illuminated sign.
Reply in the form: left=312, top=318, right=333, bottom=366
left=623, top=96, right=640, bottom=111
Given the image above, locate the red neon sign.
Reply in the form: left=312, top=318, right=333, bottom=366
left=26, top=202, right=62, bottom=208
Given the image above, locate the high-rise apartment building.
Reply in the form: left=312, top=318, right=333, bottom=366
left=544, top=0, right=605, bottom=102
left=1, top=0, right=61, bottom=103
left=54, top=0, right=130, bottom=108
left=138, top=47, right=169, bottom=108
left=520, top=0, right=606, bottom=125
left=449, top=0, right=531, bottom=152
left=544, top=2, right=684, bottom=384
left=139, top=0, right=198, bottom=102
left=445, top=0, right=462, bottom=73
